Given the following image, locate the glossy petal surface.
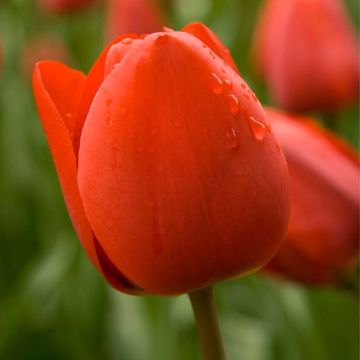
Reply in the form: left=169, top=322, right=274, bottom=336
left=78, top=32, right=289, bottom=295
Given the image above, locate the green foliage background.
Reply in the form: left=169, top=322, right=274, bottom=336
left=0, top=1, right=358, bottom=359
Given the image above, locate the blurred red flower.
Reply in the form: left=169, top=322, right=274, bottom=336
left=38, top=0, right=95, bottom=12
left=22, top=35, right=69, bottom=78
left=105, top=0, right=165, bottom=41
left=253, top=0, right=359, bottom=112
left=266, top=108, right=359, bottom=285
left=32, top=23, right=290, bottom=295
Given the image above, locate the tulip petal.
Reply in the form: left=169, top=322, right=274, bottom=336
left=33, top=61, right=98, bottom=268
left=182, top=22, right=239, bottom=74
left=33, top=61, right=141, bottom=294
left=74, top=34, right=139, bottom=155
left=94, top=237, right=144, bottom=294
left=78, top=32, right=289, bottom=294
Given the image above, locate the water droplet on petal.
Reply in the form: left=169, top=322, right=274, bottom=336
left=243, top=93, right=250, bottom=100
left=241, top=83, right=246, bottom=89
left=226, top=94, right=239, bottom=115
left=224, top=79, right=232, bottom=90
left=276, top=142, right=281, bottom=152
left=249, top=116, right=267, bottom=141
left=226, top=128, right=239, bottom=149
left=65, top=112, right=72, bottom=118
left=121, top=38, right=133, bottom=44
left=209, top=73, right=224, bottom=95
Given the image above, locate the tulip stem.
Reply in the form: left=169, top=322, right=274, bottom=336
left=189, top=286, right=226, bottom=360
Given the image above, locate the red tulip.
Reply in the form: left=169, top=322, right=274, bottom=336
left=253, top=0, right=359, bottom=112
left=33, top=23, right=290, bottom=295
left=105, top=0, right=165, bottom=41
left=266, top=108, right=359, bottom=284
left=22, top=35, right=69, bottom=79
left=38, top=0, right=95, bottom=12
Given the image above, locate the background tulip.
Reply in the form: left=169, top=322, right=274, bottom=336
left=33, top=23, right=290, bottom=297
left=266, top=109, right=359, bottom=285
left=253, top=0, right=359, bottom=112
left=21, top=35, right=69, bottom=79
left=38, top=0, right=95, bottom=13
left=105, top=0, right=165, bottom=41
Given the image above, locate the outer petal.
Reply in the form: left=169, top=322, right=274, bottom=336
left=182, top=22, right=239, bottom=74
left=33, top=61, right=98, bottom=268
left=266, top=109, right=359, bottom=284
left=33, top=61, right=141, bottom=294
left=78, top=32, right=289, bottom=295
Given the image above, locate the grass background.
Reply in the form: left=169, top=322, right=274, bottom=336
left=0, top=0, right=358, bottom=359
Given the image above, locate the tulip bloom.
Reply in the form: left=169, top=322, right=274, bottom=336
left=253, top=0, right=359, bottom=112
left=33, top=23, right=289, bottom=296
left=105, top=0, right=165, bottom=41
left=266, top=109, right=359, bottom=284
left=38, top=0, right=95, bottom=12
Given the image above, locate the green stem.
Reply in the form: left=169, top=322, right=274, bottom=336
left=189, top=286, right=226, bottom=360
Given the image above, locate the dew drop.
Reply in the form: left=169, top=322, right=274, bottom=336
left=224, top=78, right=232, bottom=90
left=243, top=93, right=250, bottom=100
left=65, top=112, right=72, bottom=119
left=226, top=128, right=239, bottom=149
left=152, top=216, right=163, bottom=254
left=276, top=142, right=281, bottom=152
left=209, top=73, right=224, bottom=95
left=249, top=116, right=267, bottom=141
left=241, top=83, right=246, bottom=89
left=121, top=37, right=133, bottom=45
left=226, top=94, right=239, bottom=115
